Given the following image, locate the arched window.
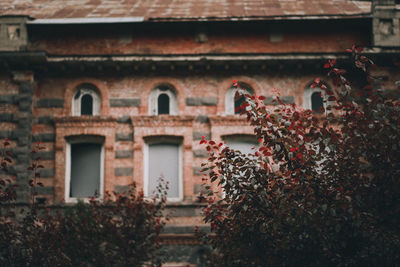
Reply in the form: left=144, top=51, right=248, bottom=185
left=72, top=84, right=101, bottom=116
left=158, top=93, right=170, bottom=114
left=149, top=85, right=178, bottom=115
left=303, top=84, right=327, bottom=113
left=225, top=82, right=254, bottom=115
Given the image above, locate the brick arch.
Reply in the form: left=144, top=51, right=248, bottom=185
left=140, top=77, right=186, bottom=115
left=300, top=79, right=333, bottom=109
left=63, top=78, right=110, bottom=116
left=219, top=76, right=262, bottom=115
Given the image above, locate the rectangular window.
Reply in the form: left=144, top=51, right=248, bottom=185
left=66, top=140, right=104, bottom=202
left=144, top=142, right=182, bottom=201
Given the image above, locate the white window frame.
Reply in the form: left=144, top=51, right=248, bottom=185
left=65, top=137, right=104, bottom=203
left=221, top=135, right=259, bottom=199
left=225, top=87, right=252, bottom=115
left=149, top=87, right=178, bottom=115
left=303, top=86, right=327, bottom=112
left=72, top=87, right=101, bottom=116
left=143, top=140, right=183, bottom=202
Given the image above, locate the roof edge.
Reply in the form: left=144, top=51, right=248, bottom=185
left=24, top=13, right=372, bottom=25
left=27, top=17, right=144, bottom=25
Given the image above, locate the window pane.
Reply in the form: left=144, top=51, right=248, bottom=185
left=226, top=140, right=257, bottom=155
left=148, top=143, right=179, bottom=198
left=81, top=94, right=93, bottom=115
left=234, top=96, right=246, bottom=114
left=311, top=91, right=324, bottom=113
left=70, top=143, right=101, bottom=198
left=158, top=93, right=170, bottom=115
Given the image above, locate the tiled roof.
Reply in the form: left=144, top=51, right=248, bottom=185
left=0, top=0, right=371, bottom=21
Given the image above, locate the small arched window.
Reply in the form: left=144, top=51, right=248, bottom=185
left=311, top=91, right=324, bottom=113
left=149, top=85, right=178, bottom=115
left=226, top=82, right=254, bottom=115
left=303, top=84, right=327, bottom=113
left=81, top=94, right=93, bottom=115
left=72, top=85, right=101, bottom=116
left=158, top=93, right=170, bottom=114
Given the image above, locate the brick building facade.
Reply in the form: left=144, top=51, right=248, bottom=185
left=1, top=0, right=399, bottom=265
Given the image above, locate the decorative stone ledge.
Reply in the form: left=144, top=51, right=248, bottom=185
left=36, top=116, right=53, bottom=125
left=115, top=132, right=133, bottom=142
left=186, top=97, right=217, bottom=106
left=35, top=98, right=64, bottom=108
left=110, top=98, right=140, bottom=107
left=32, top=151, right=55, bottom=160
left=195, top=115, right=210, bottom=123
left=35, top=186, right=54, bottom=195
left=33, top=133, right=56, bottom=142
left=115, top=149, right=133, bottom=159
left=38, top=168, right=55, bottom=178
left=193, top=149, right=208, bottom=158
left=264, top=95, right=295, bottom=105
left=193, top=131, right=210, bottom=140
left=0, top=95, right=17, bottom=104
left=114, top=167, right=133, bottom=176
left=0, top=113, right=14, bottom=122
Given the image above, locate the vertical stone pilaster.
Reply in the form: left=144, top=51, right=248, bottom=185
left=12, top=71, right=34, bottom=203
left=372, top=0, right=400, bottom=47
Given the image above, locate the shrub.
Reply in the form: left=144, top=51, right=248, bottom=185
left=0, top=142, right=167, bottom=266
left=199, top=47, right=400, bottom=266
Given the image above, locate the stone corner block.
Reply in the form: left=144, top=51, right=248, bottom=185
left=115, top=167, right=133, bottom=176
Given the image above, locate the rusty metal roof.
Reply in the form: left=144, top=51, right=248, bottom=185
left=0, top=0, right=371, bottom=22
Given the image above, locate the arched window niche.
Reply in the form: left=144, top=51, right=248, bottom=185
left=303, top=82, right=329, bottom=114
left=225, top=82, right=254, bottom=115
left=149, top=85, right=178, bottom=115
left=72, top=84, right=101, bottom=116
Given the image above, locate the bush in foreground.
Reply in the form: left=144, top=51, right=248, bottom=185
left=199, top=47, right=400, bottom=266
left=0, top=142, right=167, bottom=266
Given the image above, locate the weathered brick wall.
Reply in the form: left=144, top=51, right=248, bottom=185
left=17, top=71, right=324, bottom=203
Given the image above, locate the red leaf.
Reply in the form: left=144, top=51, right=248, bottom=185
left=258, top=96, right=266, bottom=100
left=323, top=63, right=330, bottom=69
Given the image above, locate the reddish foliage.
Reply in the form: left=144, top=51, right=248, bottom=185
left=198, top=48, right=400, bottom=266
left=0, top=143, right=168, bottom=266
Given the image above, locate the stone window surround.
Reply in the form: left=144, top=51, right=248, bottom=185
left=149, top=85, right=178, bottom=115
left=303, top=83, right=328, bottom=112
left=72, top=86, right=101, bottom=116
left=143, top=136, right=183, bottom=202
left=131, top=116, right=194, bottom=203
left=53, top=116, right=116, bottom=203
left=225, top=82, right=254, bottom=115
left=63, top=79, right=110, bottom=116
left=65, top=135, right=105, bottom=203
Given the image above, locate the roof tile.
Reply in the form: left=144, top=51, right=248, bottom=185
left=0, top=0, right=371, bottom=21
